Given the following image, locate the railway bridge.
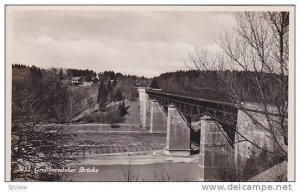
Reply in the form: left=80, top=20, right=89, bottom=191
left=138, top=88, right=278, bottom=181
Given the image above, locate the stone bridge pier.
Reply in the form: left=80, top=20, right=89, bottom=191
left=149, top=100, right=167, bottom=133
left=165, top=105, right=192, bottom=156
left=199, top=116, right=234, bottom=181
left=138, top=88, right=151, bottom=129
left=139, top=88, right=168, bottom=133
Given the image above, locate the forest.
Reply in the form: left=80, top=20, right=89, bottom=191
left=153, top=70, right=288, bottom=105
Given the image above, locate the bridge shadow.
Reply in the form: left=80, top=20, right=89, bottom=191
left=191, top=128, right=200, bottom=154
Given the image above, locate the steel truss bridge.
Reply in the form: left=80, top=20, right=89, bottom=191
left=146, top=89, right=238, bottom=146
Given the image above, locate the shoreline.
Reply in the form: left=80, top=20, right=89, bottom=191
left=71, top=150, right=199, bottom=166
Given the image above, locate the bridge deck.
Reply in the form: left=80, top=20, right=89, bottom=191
left=146, top=89, right=236, bottom=107
left=146, top=88, right=238, bottom=118
left=146, top=88, right=281, bottom=117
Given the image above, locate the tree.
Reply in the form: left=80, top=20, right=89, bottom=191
left=97, top=80, right=108, bottom=111
left=149, top=77, right=160, bottom=89
left=264, top=12, right=289, bottom=145
left=115, top=89, right=123, bottom=101
left=112, top=79, right=117, bottom=87
left=107, top=80, right=112, bottom=91
left=188, top=12, right=289, bottom=158
left=106, top=80, right=113, bottom=102
left=122, top=158, right=141, bottom=181
left=58, top=68, right=64, bottom=80
left=118, top=100, right=128, bottom=117
left=85, top=74, right=92, bottom=82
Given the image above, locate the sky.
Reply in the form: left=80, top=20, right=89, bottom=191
left=7, top=6, right=236, bottom=77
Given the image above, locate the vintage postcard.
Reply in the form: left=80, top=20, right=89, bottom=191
left=5, top=5, right=295, bottom=182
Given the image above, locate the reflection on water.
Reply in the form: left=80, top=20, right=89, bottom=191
left=71, top=163, right=200, bottom=181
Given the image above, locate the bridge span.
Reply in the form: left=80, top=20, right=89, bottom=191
left=138, top=87, right=280, bottom=181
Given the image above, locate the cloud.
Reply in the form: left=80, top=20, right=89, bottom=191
left=8, top=7, right=236, bottom=77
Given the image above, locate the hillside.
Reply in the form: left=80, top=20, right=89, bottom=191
left=66, top=85, right=98, bottom=121
left=12, top=64, right=145, bottom=124
left=73, top=98, right=140, bottom=125
left=123, top=99, right=140, bottom=124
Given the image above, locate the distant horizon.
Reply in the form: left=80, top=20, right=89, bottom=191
left=13, top=62, right=204, bottom=78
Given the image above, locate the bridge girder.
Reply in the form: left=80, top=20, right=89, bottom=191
left=146, top=89, right=238, bottom=146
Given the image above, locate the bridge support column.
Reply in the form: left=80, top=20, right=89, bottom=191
left=234, top=109, right=276, bottom=175
left=165, top=105, right=191, bottom=156
left=199, top=116, right=234, bottom=181
left=138, top=88, right=151, bottom=129
left=150, top=100, right=167, bottom=133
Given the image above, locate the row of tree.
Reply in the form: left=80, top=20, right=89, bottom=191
left=63, top=68, right=97, bottom=80
left=11, top=63, right=28, bottom=69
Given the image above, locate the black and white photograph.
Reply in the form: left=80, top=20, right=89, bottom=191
left=5, top=5, right=295, bottom=183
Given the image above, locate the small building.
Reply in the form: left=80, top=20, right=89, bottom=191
left=71, top=77, right=83, bottom=86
